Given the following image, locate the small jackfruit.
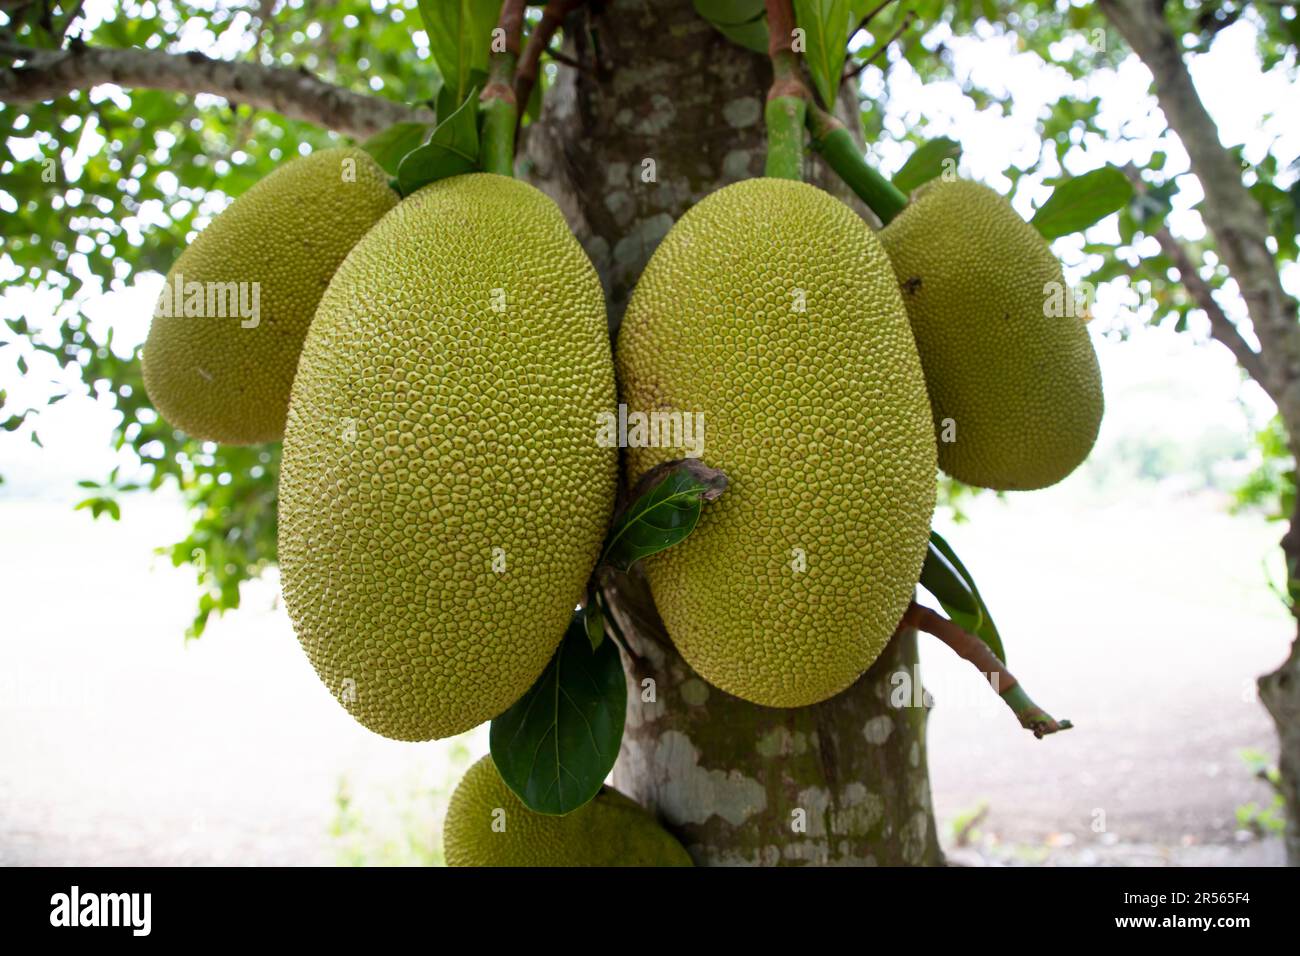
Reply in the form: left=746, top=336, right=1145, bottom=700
left=444, top=756, right=693, bottom=867
left=142, top=146, right=396, bottom=444
left=278, top=173, right=617, bottom=742
left=879, top=179, right=1104, bottom=490
left=617, top=178, right=936, bottom=708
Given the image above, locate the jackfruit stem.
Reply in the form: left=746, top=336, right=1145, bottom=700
left=479, top=0, right=528, bottom=176
left=902, top=601, right=1073, bottom=738
left=806, top=102, right=907, bottom=224
left=765, top=95, right=807, bottom=180
left=764, top=0, right=808, bottom=180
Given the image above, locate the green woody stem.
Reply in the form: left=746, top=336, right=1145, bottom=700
left=807, top=101, right=908, bottom=223
left=479, top=0, right=527, bottom=176
left=764, top=0, right=807, bottom=180
left=902, top=602, right=1072, bottom=739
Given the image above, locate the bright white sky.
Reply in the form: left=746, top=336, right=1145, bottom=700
left=0, top=10, right=1296, bottom=497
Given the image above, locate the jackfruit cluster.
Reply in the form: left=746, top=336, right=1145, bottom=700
left=444, top=756, right=693, bottom=867
left=277, top=174, right=618, bottom=741
left=617, top=178, right=938, bottom=708
left=142, top=147, right=396, bottom=444
left=879, top=179, right=1104, bottom=490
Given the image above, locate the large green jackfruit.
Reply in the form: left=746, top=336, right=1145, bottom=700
left=278, top=173, right=618, bottom=741
left=616, top=178, right=937, bottom=708
left=142, top=147, right=396, bottom=444
left=879, top=179, right=1104, bottom=490
left=444, top=756, right=693, bottom=867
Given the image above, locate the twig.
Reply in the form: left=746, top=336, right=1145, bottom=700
left=514, top=0, right=583, bottom=114
left=0, top=41, right=430, bottom=138
left=850, top=0, right=899, bottom=38
left=543, top=45, right=589, bottom=72
left=900, top=602, right=1073, bottom=738
left=843, top=11, right=915, bottom=82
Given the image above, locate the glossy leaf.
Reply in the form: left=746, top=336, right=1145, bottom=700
left=417, top=0, right=498, bottom=107
left=489, top=609, right=626, bottom=815
left=601, top=459, right=729, bottom=572
left=794, top=0, right=852, bottom=108
left=892, top=137, right=962, bottom=195
left=361, top=121, right=433, bottom=176
left=1030, top=165, right=1134, bottom=240
left=919, top=530, right=1006, bottom=663
left=396, top=92, right=480, bottom=195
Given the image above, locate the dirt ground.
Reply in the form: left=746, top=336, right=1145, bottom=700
left=0, top=489, right=1290, bottom=866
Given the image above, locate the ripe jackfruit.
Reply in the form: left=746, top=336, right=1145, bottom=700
left=142, top=147, right=396, bottom=444
left=616, top=178, right=936, bottom=708
left=278, top=173, right=618, bottom=741
left=444, top=756, right=693, bottom=866
left=879, top=179, right=1103, bottom=490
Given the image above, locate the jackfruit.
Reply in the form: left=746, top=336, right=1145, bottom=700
left=142, top=146, right=397, bottom=444
left=879, top=179, right=1103, bottom=490
left=278, top=173, right=617, bottom=742
left=616, top=178, right=936, bottom=708
left=444, top=756, right=693, bottom=866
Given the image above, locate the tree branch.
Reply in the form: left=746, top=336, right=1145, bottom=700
left=515, top=0, right=584, bottom=112
left=1121, top=165, right=1271, bottom=390
left=901, top=602, right=1072, bottom=738
left=1097, top=0, right=1300, bottom=412
left=0, top=42, right=432, bottom=139
left=843, top=10, right=915, bottom=82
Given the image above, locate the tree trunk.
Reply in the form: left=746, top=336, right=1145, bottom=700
left=524, top=0, right=942, bottom=866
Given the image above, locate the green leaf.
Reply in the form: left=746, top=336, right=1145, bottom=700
left=713, top=16, right=771, bottom=52
left=417, top=0, right=498, bottom=106
left=361, top=122, right=433, bottom=176
left=892, top=137, right=962, bottom=195
left=694, top=0, right=766, bottom=24
left=489, top=608, right=626, bottom=815
left=2, top=414, right=24, bottom=431
left=584, top=598, right=605, bottom=651
left=691, top=0, right=769, bottom=52
left=919, top=530, right=1005, bottom=663
left=1030, top=165, right=1134, bottom=240
left=794, top=0, right=853, bottom=107
left=395, top=92, right=480, bottom=195
left=601, top=459, right=729, bottom=572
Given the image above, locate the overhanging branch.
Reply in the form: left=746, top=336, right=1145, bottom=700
left=1097, top=0, right=1300, bottom=409
left=0, top=42, right=432, bottom=139
left=1121, top=165, right=1271, bottom=391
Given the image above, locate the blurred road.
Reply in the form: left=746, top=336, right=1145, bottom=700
left=0, top=486, right=1289, bottom=865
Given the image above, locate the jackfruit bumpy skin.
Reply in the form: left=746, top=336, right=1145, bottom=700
left=879, top=179, right=1104, bottom=490
left=141, top=147, right=396, bottom=444
left=616, top=178, right=937, bottom=709
left=278, top=173, right=618, bottom=742
left=444, top=756, right=693, bottom=866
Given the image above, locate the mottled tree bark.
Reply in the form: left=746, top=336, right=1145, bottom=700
left=524, top=0, right=942, bottom=866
